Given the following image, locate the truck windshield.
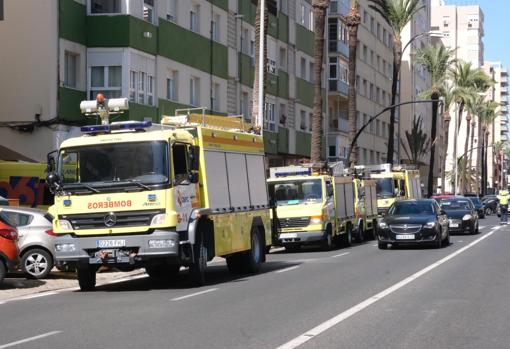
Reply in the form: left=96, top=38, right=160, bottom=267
left=58, top=141, right=169, bottom=191
left=375, top=178, right=395, bottom=199
left=268, top=179, right=323, bottom=205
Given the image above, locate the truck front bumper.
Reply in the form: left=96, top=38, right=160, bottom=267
left=278, top=230, right=324, bottom=244
left=55, top=229, right=180, bottom=265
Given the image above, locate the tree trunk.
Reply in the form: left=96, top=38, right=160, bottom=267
left=468, top=120, right=476, bottom=193
left=346, top=2, right=360, bottom=166
left=463, top=114, right=471, bottom=194
left=441, top=112, right=451, bottom=194
left=251, top=0, right=268, bottom=132
left=427, top=92, right=439, bottom=197
left=310, top=1, right=330, bottom=163
left=387, top=38, right=403, bottom=166
left=475, top=116, right=483, bottom=195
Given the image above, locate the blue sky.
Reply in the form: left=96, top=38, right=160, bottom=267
left=447, top=0, right=510, bottom=68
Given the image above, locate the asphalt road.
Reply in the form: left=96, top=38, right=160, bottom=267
left=1, top=216, right=509, bottom=349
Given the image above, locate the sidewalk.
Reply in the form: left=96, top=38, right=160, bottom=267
left=0, top=268, right=146, bottom=301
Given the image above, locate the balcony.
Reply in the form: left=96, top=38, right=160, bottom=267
left=329, top=40, right=349, bottom=57
left=500, top=105, right=508, bottom=113
left=329, top=79, right=349, bottom=96
left=329, top=0, right=350, bottom=17
left=501, top=76, right=508, bottom=85
left=501, top=95, right=508, bottom=105
left=330, top=118, right=349, bottom=133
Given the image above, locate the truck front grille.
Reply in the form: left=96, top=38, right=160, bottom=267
left=278, top=217, right=311, bottom=228
left=60, top=210, right=164, bottom=230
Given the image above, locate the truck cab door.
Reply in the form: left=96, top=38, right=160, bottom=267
left=171, top=142, right=199, bottom=232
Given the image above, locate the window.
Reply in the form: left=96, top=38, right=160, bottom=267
left=308, top=112, right=313, bottom=132
left=147, top=75, right=154, bottom=105
left=241, top=28, right=249, bottom=54
left=268, top=59, right=277, bottom=74
left=138, top=71, right=145, bottom=104
left=376, top=87, right=380, bottom=103
left=300, top=4, right=306, bottom=25
left=212, top=83, right=220, bottom=111
left=376, top=120, right=380, bottom=136
left=363, top=45, right=367, bottom=61
left=190, top=77, right=200, bottom=106
left=90, top=65, right=121, bottom=99
left=166, top=71, right=178, bottom=101
left=279, top=47, right=287, bottom=70
left=265, top=102, right=276, bottom=131
left=377, top=22, right=380, bottom=39
left=370, top=16, right=374, bottom=33
left=300, top=57, right=306, bottom=79
left=370, top=50, right=374, bottom=65
left=369, top=83, right=374, bottom=100
left=129, top=71, right=137, bottom=102
left=300, top=110, right=306, bottom=130
left=280, top=103, right=287, bottom=125
left=143, top=0, right=154, bottom=23
left=363, top=9, right=368, bottom=24
left=1, top=211, right=33, bottom=227
left=91, top=0, right=120, bottom=14
left=64, top=51, right=77, bottom=88
left=309, top=8, right=314, bottom=30
left=190, top=4, right=199, bottom=32
left=362, top=79, right=367, bottom=97
left=309, top=62, right=314, bottom=83
left=212, top=13, right=220, bottom=42
left=329, top=57, right=338, bottom=79
left=172, top=143, right=189, bottom=183
left=329, top=145, right=336, bottom=158
left=241, top=92, right=250, bottom=121
left=167, top=0, right=177, bottom=22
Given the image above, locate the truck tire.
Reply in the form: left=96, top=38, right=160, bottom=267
left=0, top=261, right=5, bottom=285
left=355, top=224, right=364, bottom=243
left=241, top=229, right=264, bottom=273
left=189, top=233, right=207, bottom=287
left=321, top=226, right=333, bottom=251
left=21, top=248, right=54, bottom=279
left=77, top=266, right=96, bottom=291
left=342, top=224, right=352, bottom=247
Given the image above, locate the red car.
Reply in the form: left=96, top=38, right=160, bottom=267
left=0, top=210, right=20, bottom=284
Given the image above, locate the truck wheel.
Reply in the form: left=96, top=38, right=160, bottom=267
left=21, top=248, right=54, bottom=279
left=226, top=254, right=243, bottom=274
left=355, top=224, right=364, bottom=243
left=371, top=220, right=378, bottom=240
left=378, top=241, right=388, bottom=250
left=0, top=261, right=5, bottom=284
left=321, top=226, right=333, bottom=251
left=77, top=266, right=96, bottom=291
left=343, top=225, right=352, bottom=247
left=189, top=234, right=207, bottom=287
left=241, top=230, right=264, bottom=273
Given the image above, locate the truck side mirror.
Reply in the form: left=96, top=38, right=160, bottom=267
left=46, top=172, right=61, bottom=193
left=46, top=150, right=57, bottom=173
left=188, top=172, right=199, bottom=184
left=189, top=146, right=200, bottom=172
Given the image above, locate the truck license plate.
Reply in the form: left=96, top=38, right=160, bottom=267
left=396, top=234, right=414, bottom=240
left=96, top=239, right=126, bottom=248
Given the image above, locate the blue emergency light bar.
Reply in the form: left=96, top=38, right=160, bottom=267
left=81, top=121, right=152, bottom=135
left=274, top=169, right=311, bottom=177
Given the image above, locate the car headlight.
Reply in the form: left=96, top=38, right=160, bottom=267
left=151, top=213, right=167, bottom=226
left=58, top=220, right=73, bottom=231
left=55, top=243, right=75, bottom=252
left=424, top=221, right=436, bottom=228
left=462, top=214, right=473, bottom=221
left=379, top=221, right=388, bottom=229
left=148, top=239, right=176, bottom=249
left=310, top=216, right=323, bottom=224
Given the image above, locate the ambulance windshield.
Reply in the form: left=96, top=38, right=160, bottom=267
left=268, top=179, right=323, bottom=205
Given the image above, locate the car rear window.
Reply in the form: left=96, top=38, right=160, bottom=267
left=1, top=211, right=33, bottom=227
left=0, top=212, right=17, bottom=228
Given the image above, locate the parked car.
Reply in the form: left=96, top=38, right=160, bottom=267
left=0, top=207, right=55, bottom=279
left=481, top=196, right=498, bottom=215
left=0, top=210, right=20, bottom=284
left=377, top=199, right=450, bottom=249
left=438, top=197, right=479, bottom=234
left=467, top=197, right=485, bottom=219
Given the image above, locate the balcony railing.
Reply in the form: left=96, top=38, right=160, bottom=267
left=329, top=79, right=349, bottom=96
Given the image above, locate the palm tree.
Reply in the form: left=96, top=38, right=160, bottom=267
left=438, top=85, right=455, bottom=194
left=251, top=0, right=269, bottom=132
left=480, top=103, right=500, bottom=195
left=346, top=0, right=361, bottom=166
left=465, top=94, right=485, bottom=193
left=493, top=141, right=505, bottom=190
left=367, top=0, right=425, bottom=165
left=310, top=0, right=331, bottom=163
left=401, top=115, right=430, bottom=165
left=415, top=44, right=455, bottom=197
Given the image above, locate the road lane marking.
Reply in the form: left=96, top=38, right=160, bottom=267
left=479, top=226, right=486, bottom=229
left=0, top=331, right=61, bottom=349
left=372, top=244, right=378, bottom=247
left=331, top=252, right=350, bottom=258
left=276, top=227, right=501, bottom=349
left=275, top=266, right=300, bottom=274
left=171, top=288, right=218, bottom=301
left=17, top=291, right=58, bottom=300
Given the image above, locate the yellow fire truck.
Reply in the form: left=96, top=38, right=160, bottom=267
left=267, top=165, right=356, bottom=251
left=365, top=164, right=422, bottom=216
left=47, top=98, right=271, bottom=290
left=353, top=178, right=379, bottom=241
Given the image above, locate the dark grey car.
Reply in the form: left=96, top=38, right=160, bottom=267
left=1, top=207, right=55, bottom=279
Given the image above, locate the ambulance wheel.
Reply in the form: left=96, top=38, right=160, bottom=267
left=371, top=220, right=378, bottom=240
left=241, top=229, right=264, bottom=274
left=321, top=226, right=333, bottom=251
left=189, top=233, right=207, bottom=287
left=77, top=265, right=96, bottom=291
left=343, top=225, right=352, bottom=247
left=355, top=224, right=364, bottom=243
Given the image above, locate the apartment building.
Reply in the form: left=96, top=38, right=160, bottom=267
left=431, top=0, right=485, bottom=193
left=0, top=0, right=320, bottom=165
left=483, top=62, right=509, bottom=191
left=327, top=0, right=394, bottom=165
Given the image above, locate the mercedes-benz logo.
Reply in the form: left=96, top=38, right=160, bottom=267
left=104, top=212, right=117, bottom=227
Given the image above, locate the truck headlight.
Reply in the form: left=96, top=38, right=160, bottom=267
left=55, top=243, right=76, bottom=252
left=151, top=214, right=167, bottom=226
left=462, top=214, right=472, bottom=221
left=379, top=221, right=388, bottom=229
left=424, top=222, right=436, bottom=228
left=148, top=239, right=176, bottom=249
left=59, top=220, right=73, bottom=231
left=310, top=216, right=323, bottom=224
